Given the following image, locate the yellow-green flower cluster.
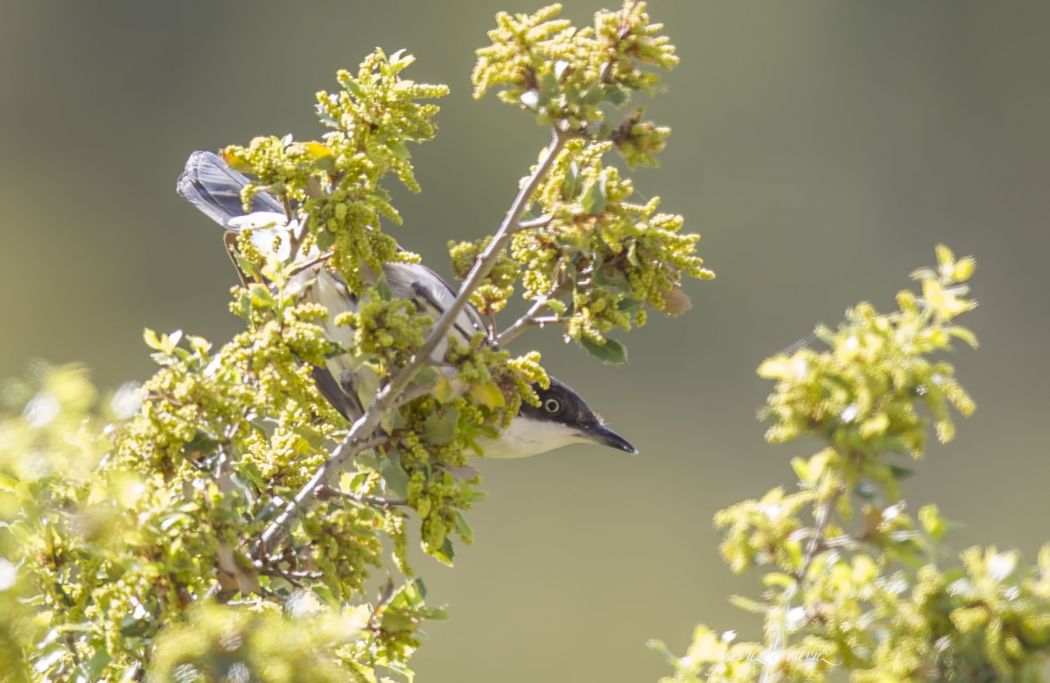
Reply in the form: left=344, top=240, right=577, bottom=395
left=449, top=236, right=519, bottom=315
left=472, top=2, right=677, bottom=134
left=468, top=3, right=710, bottom=365
left=714, top=487, right=814, bottom=575
left=335, top=287, right=433, bottom=376
left=610, top=111, right=672, bottom=167
left=223, top=48, right=446, bottom=291
left=759, top=244, right=977, bottom=461
left=387, top=343, right=549, bottom=564
left=509, top=139, right=713, bottom=358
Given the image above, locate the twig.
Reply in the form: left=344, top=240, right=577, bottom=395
left=252, top=129, right=569, bottom=557
left=254, top=434, right=389, bottom=555
left=317, top=485, right=409, bottom=510
left=498, top=313, right=566, bottom=345
left=288, top=249, right=333, bottom=276
left=516, top=212, right=553, bottom=230
left=253, top=564, right=325, bottom=586
left=496, top=275, right=566, bottom=346
left=796, top=485, right=844, bottom=582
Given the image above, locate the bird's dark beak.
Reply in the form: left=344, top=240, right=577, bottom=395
left=582, top=423, right=638, bottom=455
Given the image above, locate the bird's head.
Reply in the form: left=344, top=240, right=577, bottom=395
left=478, top=377, right=636, bottom=459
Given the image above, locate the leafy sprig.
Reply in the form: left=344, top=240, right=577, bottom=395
left=655, top=247, right=1050, bottom=682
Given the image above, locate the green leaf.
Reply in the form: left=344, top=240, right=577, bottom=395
left=248, top=283, right=274, bottom=308
left=411, top=366, right=438, bottom=389
left=375, top=273, right=392, bottom=300
left=433, top=374, right=456, bottom=403
left=142, top=328, right=163, bottom=351
left=618, top=298, right=644, bottom=314
left=605, top=87, right=628, bottom=106
left=580, top=171, right=608, bottom=214
left=562, top=160, right=581, bottom=200
left=422, top=408, right=458, bottom=445
left=580, top=337, right=628, bottom=365
left=341, top=76, right=365, bottom=98
left=83, top=647, right=112, bottom=679
left=544, top=298, right=567, bottom=315
left=452, top=511, right=474, bottom=544
left=381, top=453, right=410, bottom=498
left=580, top=86, right=603, bottom=106
left=432, top=537, right=455, bottom=566
left=387, top=139, right=410, bottom=160
left=888, top=464, right=915, bottom=480
left=593, top=265, right=630, bottom=292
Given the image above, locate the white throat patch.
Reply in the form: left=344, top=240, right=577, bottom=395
left=475, top=416, right=586, bottom=459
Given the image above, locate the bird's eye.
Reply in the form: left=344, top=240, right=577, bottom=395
left=544, top=398, right=561, bottom=413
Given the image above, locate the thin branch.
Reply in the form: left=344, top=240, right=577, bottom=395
left=253, top=129, right=569, bottom=557
left=253, top=564, right=325, bottom=587
left=317, top=485, right=409, bottom=510
left=796, top=485, right=844, bottom=582
left=497, top=311, right=566, bottom=345
left=516, top=212, right=553, bottom=231
left=288, top=249, right=333, bottom=277
left=496, top=274, right=567, bottom=346
left=253, top=434, right=389, bottom=556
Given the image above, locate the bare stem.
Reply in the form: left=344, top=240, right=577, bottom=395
left=497, top=272, right=567, bottom=346
left=254, top=435, right=388, bottom=555
left=288, top=250, right=333, bottom=277
left=253, top=129, right=568, bottom=557
left=497, top=309, right=566, bottom=345
left=517, top=213, right=553, bottom=230
left=318, top=485, right=409, bottom=510
left=797, top=485, right=844, bottom=582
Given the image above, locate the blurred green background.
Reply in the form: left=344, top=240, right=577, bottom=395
left=2, top=1, right=1049, bottom=680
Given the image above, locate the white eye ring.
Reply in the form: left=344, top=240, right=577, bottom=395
left=544, top=398, right=561, bottom=413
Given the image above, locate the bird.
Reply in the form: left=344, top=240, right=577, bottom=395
left=176, top=150, right=636, bottom=458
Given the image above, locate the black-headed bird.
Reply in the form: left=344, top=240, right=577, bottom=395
left=176, top=151, right=635, bottom=458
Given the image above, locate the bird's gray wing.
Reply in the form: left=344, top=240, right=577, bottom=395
left=176, top=150, right=284, bottom=227
left=311, top=364, right=364, bottom=421
left=383, top=262, right=487, bottom=347
left=176, top=151, right=487, bottom=425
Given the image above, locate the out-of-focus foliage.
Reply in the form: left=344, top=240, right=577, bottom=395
left=653, top=247, right=1050, bottom=681
left=0, top=3, right=712, bottom=680
left=0, top=364, right=112, bottom=683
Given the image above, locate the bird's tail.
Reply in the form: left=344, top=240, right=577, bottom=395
left=176, top=150, right=283, bottom=227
